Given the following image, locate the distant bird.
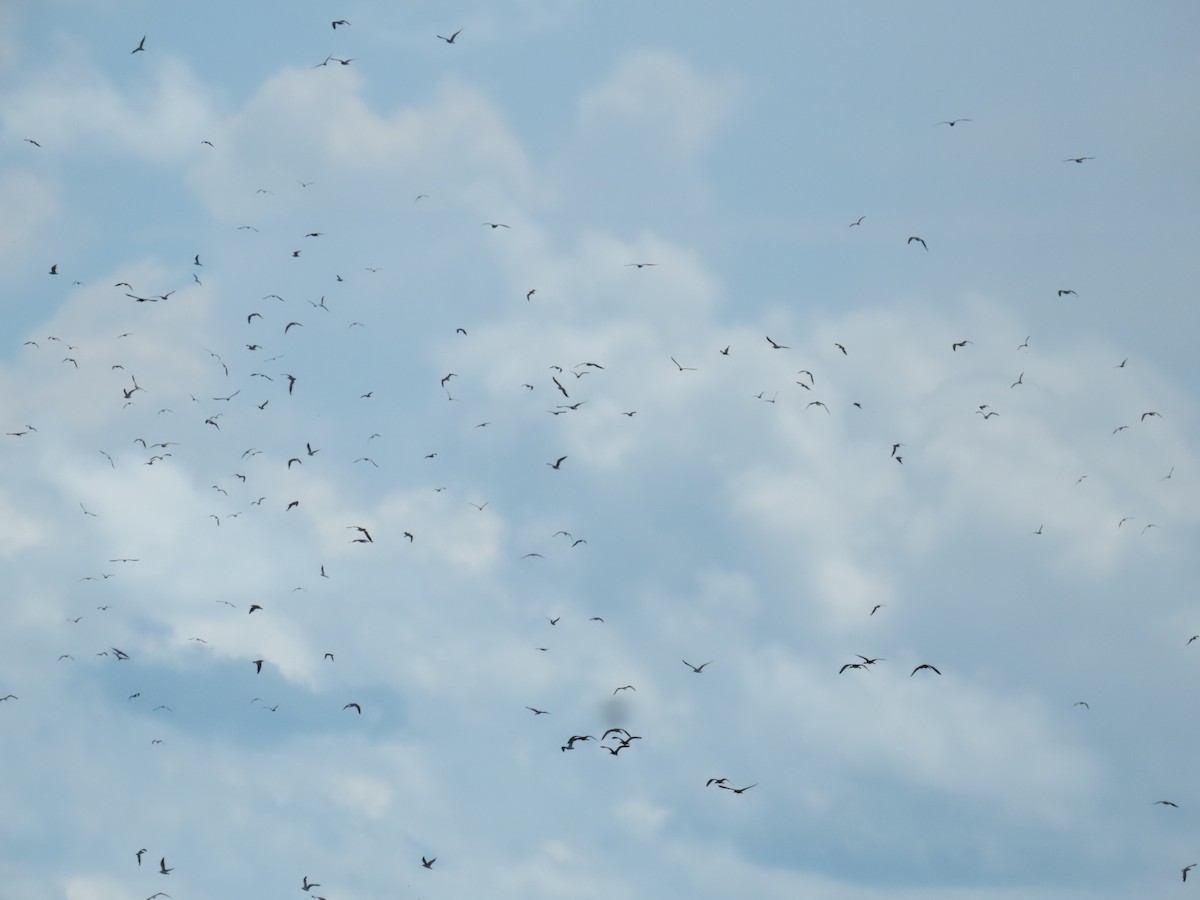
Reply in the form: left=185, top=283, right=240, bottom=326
left=1115, top=357, right=1128, bottom=368
left=1033, top=525, right=1043, bottom=535
left=951, top=340, right=972, bottom=351
left=849, top=216, right=865, bottom=227
left=547, top=455, right=567, bottom=469
left=1010, top=372, right=1024, bottom=388
left=526, top=289, right=536, bottom=301
left=1057, top=289, right=1077, bottom=297
left=910, top=664, right=941, bottom=676
left=936, top=118, right=971, bottom=126
left=1153, top=800, right=1179, bottom=808
left=613, top=685, right=635, bottom=694
left=482, top=222, right=509, bottom=229
left=682, top=660, right=712, bottom=673
left=1017, top=336, right=1030, bottom=350
left=547, top=617, right=560, bottom=625
left=907, top=236, right=927, bottom=250
left=49, top=264, right=58, bottom=275
left=833, top=342, right=847, bottom=355
left=422, top=856, right=437, bottom=869
left=158, top=857, right=172, bottom=875
left=1063, top=157, right=1094, bottom=164
left=670, top=356, right=697, bottom=371
left=131, top=36, right=146, bottom=54
left=1141, top=411, right=1161, bottom=421
left=253, top=659, right=264, bottom=674
left=870, top=604, right=884, bottom=615
left=706, top=777, right=729, bottom=787
left=1185, top=864, right=1197, bottom=882
left=437, top=29, right=462, bottom=43
left=193, top=254, right=201, bottom=266
left=766, top=336, right=789, bottom=349
left=719, top=783, right=758, bottom=794
left=525, top=707, right=550, bottom=715
left=136, top=849, right=147, bottom=865
left=625, top=262, right=657, bottom=268
left=332, top=19, right=350, bottom=28
left=302, top=875, right=320, bottom=891
left=24, top=138, right=41, bottom=147
left=1073, top=701, right=1089, bottom=709
left=343, top=702, right=362, bottom=714
left=248, top=604, right=263, bottom=614
left=839, top=662, right=868, bottom=673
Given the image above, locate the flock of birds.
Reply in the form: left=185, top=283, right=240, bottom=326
left=3, top=10, right=1195, bottom=899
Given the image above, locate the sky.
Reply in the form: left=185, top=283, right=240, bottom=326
left=1, top=1, right=1199, bottom=898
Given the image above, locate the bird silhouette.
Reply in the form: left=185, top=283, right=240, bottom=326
left=682, top=660, right=712, bottom=673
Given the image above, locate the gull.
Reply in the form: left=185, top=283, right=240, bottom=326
left=891, top=443, right=903, bottom=457
left=253, top=659, right=264, bottom=674
left=1154, top=800, right=1180, bottom=808
left=547, top=455, right=567, bottom=469
left=719, top=783, right=758, bottom=794
left=683, top=660, right=712, bottom=673
left=1017, top=336, right=1030, bottom=350
left=1112, top=425, right=1129, bottom=434
left=1057, top=289, right=1077, bottom=296
left=1161, top=467, right=1174, bottom=480
left=343, top=702, right=362, bottom=714
left=936, top=118, right=971, bottom=126
left=49, top=264, right=58, bottom=275
left=911, top=664, right=941, bottom=676
left=833, top=342, right=847, bottom=355
left=1141, top=411, right=1161, bottom=421
left=525, top=707, right=550, bottom=715
left=870, top=604, right=884, bottom=615
left=25, top=138, right=41, bottom=147
left=1033, top=525, right=1043, bottom=534
left=159, top=857, right=172, bottom=875
left=437, top=29, right=462, bottom=43
left=483, top=222, right=509, bottom=229
left=422, top=856, right=437, bottom=868
left=766, top=336, right=789, bottom=349
left=849, top=216, right=865, bottom=227
left=1073, top=701, right=1089, bottom=709
left=707, top=777, right=729, bottom=787
left=1115, top=357, right=1127, bottom=368
left=526, top=289, right=536, bottom=301
left=671, top=356, right=697, bottom=371
left=807, top=401, right=830, bottom=413
left=1185, top=864, right=1197, bottom=882
left=907, top=236, right=927, bottom=250
left=1063, top=156, right=1094, bottom=163
left=626, top=262, right=656, bottom=268
left=589, top=616, right=605, bottom=622
left=547, top=617, right=560, bottom=625
left=1010, top=372, right=1024, bottom=388
left=1141, top=523, right=1159, bottom=534
left=302, top=876, right=321, bottom=891
left=137, top=849, right=147, bottom=865
left=132, top=36, right=146, bottom=54
left=839, top=662, right=868, bottom=673
left=951, top=340, right=972, bottom=351
left=613, top=685, right=636, bottom=694
left=1118, top=517, right=1133, bottom=527
left=332, top=19, right=350, bottom=28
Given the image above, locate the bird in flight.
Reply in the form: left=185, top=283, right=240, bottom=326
left=483, top=222, right=509, bottom=229
left=849, top=216, right=865, bottom=227
left=1153, top=800, right=1180, bottom=807
left=525, top=707, right=550, bottom=715
left=682, top=660, right=712, bottom=673
left=907, top=236, right=928, bottom=250
left=1063, top=156, right=1095, bottom=164
left=911, top=664, right=941, bottom=676
left=158, top=857, right=172, bottom=875
left=1141, top=411, right=1161, bottom=421
left=547, top=455, right=567, bottom=469
left=332, top=19, right=350, bottom=28
left=302, top=875, right=321, bottom=891
left=1185, top=864, right=1197, bottom=882
left=766, top=336, right=789, bottom=350
left=24, top=138, right=41, bottom=147
left=1057, top=289, right=1077, bottom=297
left=131, top=36, right=146, bottom=54
left=422, top=855, right=437, bottom=868
left=719, top=782, right=758, bottom=794
left=671, top=356, right=697, bottom=372
left=951, top=340, right=972, bottom=351
left=625, top=262, right=656, bottom=268
left=343, top=702, right=362, bottom=714
left=437, top=29, right=462, bottom=43
left=613, top=685, right=636, bottom=694
left=936, top=118, right=971, bottom=126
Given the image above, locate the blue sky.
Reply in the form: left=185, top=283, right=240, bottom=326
left=2, top=2, right=1199, bottom=898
